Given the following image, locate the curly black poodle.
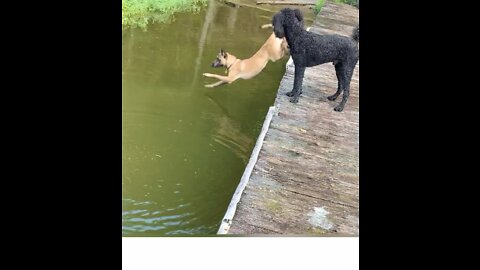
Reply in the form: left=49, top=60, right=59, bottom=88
left=272, top=8, right=359, bottom=112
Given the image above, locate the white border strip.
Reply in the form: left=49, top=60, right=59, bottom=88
left=217, top=106, right=276, bottom=234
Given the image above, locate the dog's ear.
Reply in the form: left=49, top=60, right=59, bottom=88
left=272, top=12, right=285, bottom=38
left=293, top=9, right=304, bottom=29
left=220, top=49, right=227, bottom=58
left=294, top=9, right=304, bottom=23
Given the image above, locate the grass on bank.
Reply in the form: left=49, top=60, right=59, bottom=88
left=122, top=0, right=208, bottom=29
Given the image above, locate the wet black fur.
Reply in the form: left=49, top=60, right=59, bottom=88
left=272, top=8, right=359, bottom=112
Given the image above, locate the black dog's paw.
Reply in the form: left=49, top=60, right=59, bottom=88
left=286, top=91, right=294, bottom=97
left=290, top=96, right=300, bottom=103
left=327, top=95, right=338, bottom=101
left=334, top=105, right=344, bottom=112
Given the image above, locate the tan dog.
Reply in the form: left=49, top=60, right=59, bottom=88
left=202, top=28, right=290, bottom=88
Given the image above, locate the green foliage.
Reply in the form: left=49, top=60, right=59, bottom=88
left=314, top=0, right=325, bottom=15
left=122, top=0, right=207, bottom=29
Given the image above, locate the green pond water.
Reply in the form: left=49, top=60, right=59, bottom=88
left=122, top=0, right=302, bottom=236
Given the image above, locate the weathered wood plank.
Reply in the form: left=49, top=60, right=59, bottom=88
left=257, top=0, right=317, bottom=5
left=227, top=1, right=359, bottom=235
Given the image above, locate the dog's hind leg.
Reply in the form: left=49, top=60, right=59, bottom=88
left=288, top=66, right=306, bottom=103
left=334, top=63, right=355, bottom=112
left=205, top=80, right=227, bottom=88
left=328, top=63, right=344, bottom=101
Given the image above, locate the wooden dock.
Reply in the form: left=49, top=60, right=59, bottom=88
left=256, top=0, right=317, bottom=5
left=221, top=1, right=359, bottom=235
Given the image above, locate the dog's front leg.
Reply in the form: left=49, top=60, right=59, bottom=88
left=203, top=73, right=236, bottom=84
left=205, top=80, right=227, bottom=88
left=288, top=66, right=306, bottom=103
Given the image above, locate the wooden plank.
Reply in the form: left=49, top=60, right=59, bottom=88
left=257, top=0, right=317, bottom=5
left=218, top=107, right=276, bottom=234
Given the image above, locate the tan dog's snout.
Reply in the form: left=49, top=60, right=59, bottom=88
left=211, top=58, right=223, bottom=68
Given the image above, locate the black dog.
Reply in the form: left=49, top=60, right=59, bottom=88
left=272, top=8, right=359, bottom=112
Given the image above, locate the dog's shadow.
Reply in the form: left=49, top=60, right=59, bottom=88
left=204, top=91, right=234, bottom=119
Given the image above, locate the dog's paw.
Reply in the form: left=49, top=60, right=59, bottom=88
left=334, top=105, right=344, bottom=112
left=203, top=73, right=212, bottom=77
left=327, top=95, right=338, bottom=101
left=287, top=90, right=302, bottom=97
left=205, top=84, right=214, bottom=88
left=290, top=96, right=299, bottom=103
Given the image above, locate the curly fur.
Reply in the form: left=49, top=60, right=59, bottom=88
left=272, top=8, right=359, bottom=112
left=352, top=25, right=359, bottom=43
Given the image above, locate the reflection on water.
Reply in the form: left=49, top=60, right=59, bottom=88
left=191, top=0, right=219, bottom=87
left=122, top=1, right=289, bottom=236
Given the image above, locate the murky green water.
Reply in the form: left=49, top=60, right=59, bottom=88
left=122, top=1, right=291, bottom=236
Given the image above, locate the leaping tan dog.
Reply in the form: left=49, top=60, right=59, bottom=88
left=202, top=24, right=291, bottom=88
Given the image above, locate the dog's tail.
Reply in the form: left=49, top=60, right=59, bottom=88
left=352, top=25, right=359, bottom=43
left=261, top=24, right=273, bottom=29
